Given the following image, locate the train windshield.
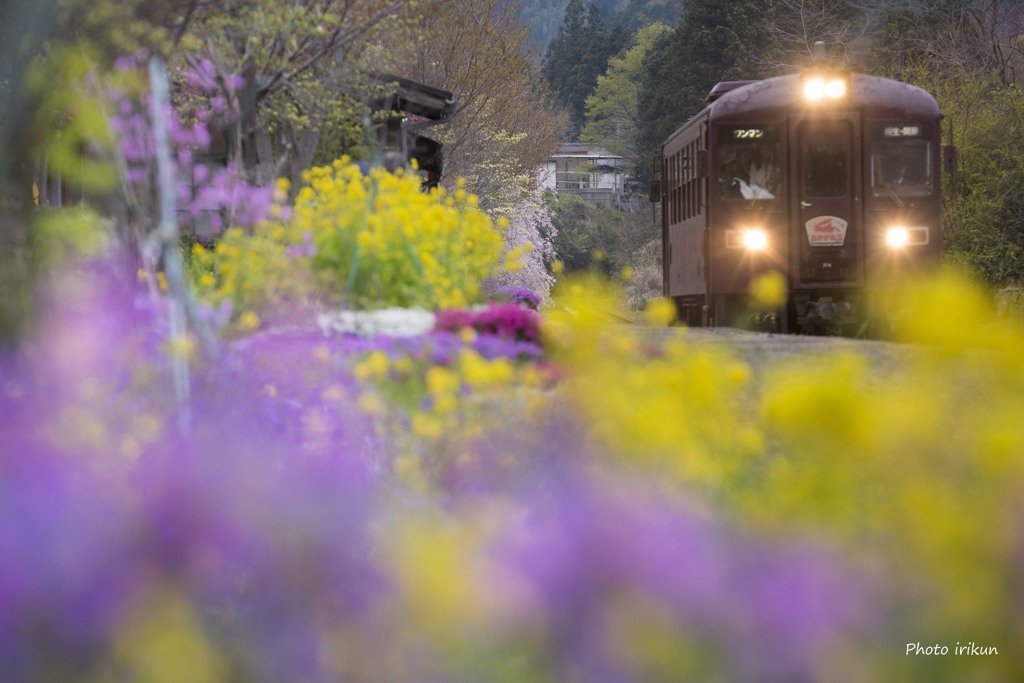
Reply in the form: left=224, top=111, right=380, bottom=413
left=870, top=124, right=933, bottom=198
left=718, top=125, right=781, bottom=200
left=801, top=126, right=849, bottom=197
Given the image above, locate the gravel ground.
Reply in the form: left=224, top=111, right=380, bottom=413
left=634, top=323, right=908, bottom=354
left=622, top=323, right=922, bottom=381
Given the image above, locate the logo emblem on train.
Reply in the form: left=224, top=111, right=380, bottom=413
left=806, top=216, right=848, bottom=246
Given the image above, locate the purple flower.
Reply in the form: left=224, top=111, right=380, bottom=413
left=488, top=284, right=542, bottom=310
left=498, top=477, right=869, bottom=682
left=0, top=258, right=883, bottom=682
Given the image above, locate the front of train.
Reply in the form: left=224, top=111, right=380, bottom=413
left=705, top=67, right=943, bottom=334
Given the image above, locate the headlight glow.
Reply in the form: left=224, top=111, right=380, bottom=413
left=825, top=79, right=846, bottom=98
left=886, top=227, right=910, bottom=248
left=803, top=75, right=847, bottom=101
left=742, top=229, right=768, bottom=250
left=803, top=78, right=826, bottom=101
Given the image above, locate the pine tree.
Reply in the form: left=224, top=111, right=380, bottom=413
left=543, top=0, right=629, bottom=137
left=636, top=0, right=771, bottom=179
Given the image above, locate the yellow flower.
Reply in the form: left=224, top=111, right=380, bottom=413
left=426, top=366, right=460, bottom=397
left=113, top=585, right=227, bottom=683
left=394, top=356, right=415, bottom=375
left=749, top=271, right=786, bottom=310
left=644, top=297, right=677, bottom=326
left=393, top=454, right=422, bottom=480
left=459, top=350, right=513, bottom=388
left=236, top=311, right=261, bottom=332
left=190, top=157, right=507, bottom=315
left=163, top=336, right=197, bottom=364
left=273, top=177, right=291, bottom=202
left=412, top=413, right=445, bottom=440
left=366, top=350, right=390, bottom=376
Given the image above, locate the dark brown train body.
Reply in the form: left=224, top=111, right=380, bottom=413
left=659, top=70, right=944, bottom=333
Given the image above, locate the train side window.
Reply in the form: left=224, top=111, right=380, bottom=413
left=802, top=130, right=848, bottom=197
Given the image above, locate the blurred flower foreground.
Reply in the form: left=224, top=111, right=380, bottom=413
left=4, top=161, right=1024, bottom=682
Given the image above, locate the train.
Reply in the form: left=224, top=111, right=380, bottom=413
left=655, top=52, right=948, bottom=334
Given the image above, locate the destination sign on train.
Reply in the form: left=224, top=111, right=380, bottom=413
left=733, top=128, right=764, bottom=139
left=883, top=125, right=921, bottom=137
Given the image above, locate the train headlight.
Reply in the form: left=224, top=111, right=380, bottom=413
left=726, top=228, right=768, bottom=250
left=825, top=79, right=846, bottom=98
left=743, top=229, right=768, bottom=250
left=803, top=76, right=847, bottom=101
left=886, top=226, right=910, bottom=248
left=885, top=226, right=930, bottom=248
left=803, top=78, right=826, bottom=101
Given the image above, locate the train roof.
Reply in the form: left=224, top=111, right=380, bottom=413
left=706, top=72, right=940, bottom=122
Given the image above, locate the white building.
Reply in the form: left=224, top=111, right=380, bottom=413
left=540, top=143, right=628, bottom=208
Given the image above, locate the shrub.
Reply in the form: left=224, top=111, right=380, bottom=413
left=546, top=191, right=658, bottom=281
left=301, top=160, right=508, bottom=310
left=190, top=160, right=513, bottom=316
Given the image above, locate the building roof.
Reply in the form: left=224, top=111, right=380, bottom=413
left=370, top=73, right=457, bottom=120
left=551, top=143, right=622, bottom=159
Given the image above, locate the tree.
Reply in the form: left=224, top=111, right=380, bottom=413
left=546, top=190, right=656, bottom=277
left=580, top=21, right=671, bottom=175
left=754, top=1, right=1024, bottom=82
left=618, top=0, right=684, bottom=30
left=515, top=0, right=683, bottom=50
left=386, top=0, right=568, bottom=303
left=395, top=0, right=568, bottom=211
left=887, top=40, right=1024, bottom=283
left=754, top=0, right=862, bottom=73
left=870, top=0, right=1024, bottom=84
left=543, top=0, right=630, bottom=136
left=172, top=0, right=422, bottom=184
left=838, top=1, right=1024, bottom=282
left=635, top=0, right=772, bottom=183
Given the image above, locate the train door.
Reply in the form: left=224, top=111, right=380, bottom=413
left=789, top=114, right=863, bottom=287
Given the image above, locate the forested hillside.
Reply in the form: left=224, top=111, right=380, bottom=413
left=512, top=0, right=682, bottom=52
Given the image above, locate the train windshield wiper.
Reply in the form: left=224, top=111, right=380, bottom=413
left=881, top=182, right=904, bottom=206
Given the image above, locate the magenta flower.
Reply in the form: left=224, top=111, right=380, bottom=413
left=434, top=302, right=542, bottom=344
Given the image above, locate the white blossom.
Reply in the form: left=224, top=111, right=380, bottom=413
left=317, top=308, right=436, bottom=338
left=489, top=184, right=557, bottom=305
